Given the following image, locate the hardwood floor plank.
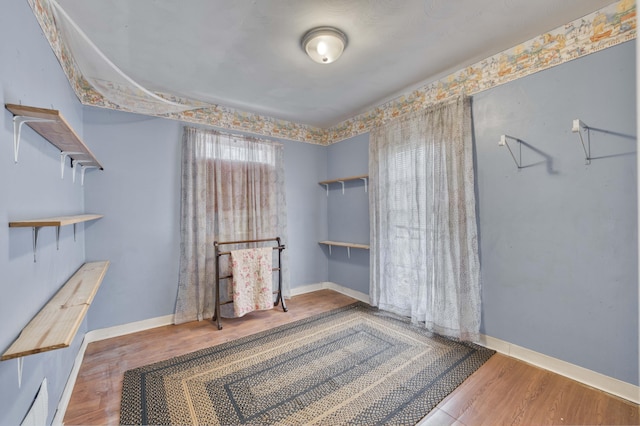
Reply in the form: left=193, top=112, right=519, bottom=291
left=63, top=290, right=639, bottom=425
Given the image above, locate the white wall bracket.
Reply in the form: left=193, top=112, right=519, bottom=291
left=572, top=119, right=591, bottom=165
left=71, top=159, right=95, bottom=184
left=323, top=183, right=329, bottom=196
left=360, top=177, right=368, bottom=193
left=17, top=357, right=23, bottom=388
left=80, top=165, right=99, bottom=186
left=499, top=135, right=522, bottom=170
left=12, top=116, right=56, bottom=163
left=60, top=151, right=83, bottom=179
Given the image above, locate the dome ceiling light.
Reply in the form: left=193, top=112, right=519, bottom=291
left=301, top=27, right=348, bottom=64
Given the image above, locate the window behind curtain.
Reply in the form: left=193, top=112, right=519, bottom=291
left=175, top=127, right=289, bottom=324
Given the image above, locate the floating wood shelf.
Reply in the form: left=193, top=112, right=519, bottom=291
left=1, top=261, right=110, bottom=361
left=9, top=214, right=104, bottom=262
left=318, top=175, right=368, bottom=195
left=9, top=214, right=104, bottom=228
left=5, top=104, right=103, bottom=177
left=320, top=240, right=369, bottom=258
left=318, top=174, right=368, bottom=185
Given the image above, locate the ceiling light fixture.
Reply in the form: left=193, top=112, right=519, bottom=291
left=302, top=27, right=348, bottom=64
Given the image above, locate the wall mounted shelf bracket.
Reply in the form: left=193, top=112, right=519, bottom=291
left=71, top=159, right=96, bottom=185
left=80, top=165, right=99, bottom=186
left=572, top=119, right=591, bottom=165
left=12, top=116, right=56, bottom=163
left=31, top=225, right=64, bottom=262
left=60, top=151, right=82, bottom=179
left=499, top=135, right=522, bottom=170
left=360, top=177, right=368, bottom=193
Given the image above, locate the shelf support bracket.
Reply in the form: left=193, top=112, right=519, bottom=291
left=339, top=180, right=345, bottom=194
left=17, top=357, right=23, bottom=388
left=60, top=151, right=83, bottom=179
left=499, top=135, right=522, bottom=170
left=360, top=177, right=368, bottom=193
left=80, top=165, right=99, bottom=186
left=56, top=226, right=60, bottom=250
left=32, top=226, right=41, bottom=263
left=12, top=116, right=56, bottom=163
left=323, top=183, right=329, bottom=196
left=572, top=119, right=591, bottom=165
left=328, top=244, right=332, bottom=256
left=73, top=223, right=77, bottom=242
left=347, top=247, right=351, bottom=259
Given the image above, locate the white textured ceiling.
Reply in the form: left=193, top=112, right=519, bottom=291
left=57, top=0, right=614, bottom=127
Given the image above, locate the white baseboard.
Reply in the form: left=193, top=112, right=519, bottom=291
left=290, top=283, right=640, bottom=403
left=54, top=315, right=175, bottom=425
left=55, top=286, right=638, bottom=424
left=478, top=334, right=640, bottom=404
left=291, top=281, right=370, bottom=304
left=84, top=314, right=175, bottom=344
left=53, top=338, right=89, bottom=426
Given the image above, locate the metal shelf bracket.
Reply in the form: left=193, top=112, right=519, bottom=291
left=360, top=177, right=368, bottom=193
left=499, top=135, right=522, bottom=170
left=80, top=165, right=99, bottom=186
left=572, top=119, right=591, bottom=165
left=32, top=227, right=41, bottom=263
left=60, top=151, right=83, bottom=179
left=12, top=116, right=56, bottom=163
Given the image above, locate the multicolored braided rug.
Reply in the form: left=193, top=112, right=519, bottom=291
left=120, top=302, right=494, bottom=425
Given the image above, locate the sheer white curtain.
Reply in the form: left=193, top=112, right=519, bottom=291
left=174, top=126, right=289, bottom=324
left=369, top=96, right=480, bottom=341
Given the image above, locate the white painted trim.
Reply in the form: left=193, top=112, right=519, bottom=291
left=53, top=337, right=89, bottom=426
left=290, top=282, right=326, bottom=297
left=54, top=289, right=638, bottom=424
left=84, top=314, right=175, bottom=344
left=290, top=281, right=370, bottom=304
left=479, top=334, right=640, bottom=404
left=54, top=315, right=174, bottom=424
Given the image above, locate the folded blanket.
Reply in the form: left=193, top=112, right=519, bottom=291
left=230, top=247, right=274, bottom=317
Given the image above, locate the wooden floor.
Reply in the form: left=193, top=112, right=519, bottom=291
left=64, top=290, right=639, bottom=425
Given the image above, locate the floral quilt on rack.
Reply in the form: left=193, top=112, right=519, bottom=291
left=230, top=247, right=274, bottom=317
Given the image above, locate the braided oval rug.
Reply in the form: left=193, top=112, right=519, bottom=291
left=120, top=303, right=494, bottom=425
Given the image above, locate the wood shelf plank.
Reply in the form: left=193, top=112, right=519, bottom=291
left=5, top=104, right=103, bottom=169
left=9, top=214, right=103, bottom=228
left=1, top=261, right=110, bottom=361
left=318, top=174, right=368, bottom=185
left=319, top=240, right=370, bottom=250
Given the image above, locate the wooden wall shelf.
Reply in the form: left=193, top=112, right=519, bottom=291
left=5, top=104, right=103, bottom=179
left=320, top=240, right=369, bottom=258
left=319, top=175, right=368, bottom=195
left=9, top=214, right=103, bottom=262
left=9, top=214, right=104, bottom=228
left=1, top=261, right=110, bottom=361
left=318, top=174, right=368, bottom=185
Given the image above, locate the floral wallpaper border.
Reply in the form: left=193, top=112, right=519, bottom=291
left=28, top=0, right=636, bottom=145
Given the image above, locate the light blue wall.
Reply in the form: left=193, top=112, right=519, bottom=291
left=323, top=41, right=638, bottom=386
left=0, top=1, right=89, bottom=424
left=325, top=134, right=370, bottom=294
left=83, top=109, right=329, bottom=329
left=474, top=40, right=638, bottom=385
left=1, top=5, right=637, bottom=425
